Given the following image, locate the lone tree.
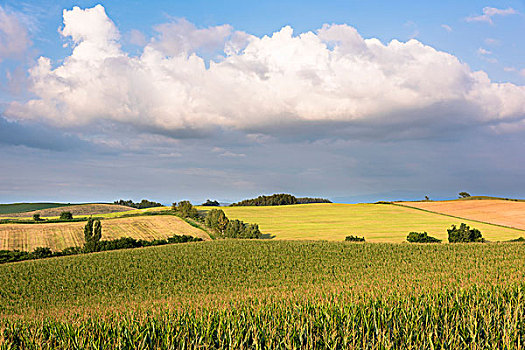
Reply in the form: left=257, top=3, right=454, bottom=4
left=205, top=209, right=229, bottom=235
left=173, top=201, right=199, bottom=219
left=60, top=211, right=73, bottom=220
left=458, top=192, right=471, bottom=198
left=448, top=223, right=484, bottom=243
left=84, top=218, right=102, bottom=252
left=33, top=214, right=42, bottom=221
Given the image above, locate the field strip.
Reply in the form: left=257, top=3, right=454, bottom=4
left=0, top=215, right=210, bottom=251
left=214, top=203, right=523, bottom=242
left=393, top=202, right=525, bottom=232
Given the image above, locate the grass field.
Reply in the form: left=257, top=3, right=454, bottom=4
left=0, top=215, right=209, bottom=251
left=1, top=240, right=525, bottom=348
left=396, top=199, right=525, bottom=230
left=206, top=203, right=524, bottom=242
left=5, top=203, right=135, bottom=218
left=0, top=203, right=72, bottom=215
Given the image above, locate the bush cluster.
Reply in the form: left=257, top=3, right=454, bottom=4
left=448, top=223, right=484, bottom=243
left=202, top=199, right=220, bottom=206
left=406, top=232, right=441, bottom=243
left=345, top=235, right=365, bottom=242
left=59, top=211, right=73, bottom=220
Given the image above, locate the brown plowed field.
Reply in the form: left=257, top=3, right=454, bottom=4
left=395, top=199, right=525, bottom=230
left=7, top=204, right=135, bottom=217
left=0, top=215, right=210, bottom=251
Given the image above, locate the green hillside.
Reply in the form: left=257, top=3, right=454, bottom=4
left=0, top=202, right=73, bottom=215
left=206, top=203, right=523, bottom=242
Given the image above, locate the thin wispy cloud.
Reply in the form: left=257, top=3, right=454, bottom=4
left=466, top=7, right=518, bottom=25
left=0, top=6, right=31, bottom=62
left=477, top=47, right=492, bottom=55
left=441, top=24, right=452, bottom=32
left=484, top=38, right=499, bottom=46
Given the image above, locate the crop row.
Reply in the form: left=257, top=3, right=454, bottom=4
left=2, top=284, right=525, bottom=349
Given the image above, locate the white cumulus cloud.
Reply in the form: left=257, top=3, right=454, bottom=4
left=5, top=5, right=525, bottom=140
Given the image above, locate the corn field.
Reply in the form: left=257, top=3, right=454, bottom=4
left=1, top=240, right=525, bottom=348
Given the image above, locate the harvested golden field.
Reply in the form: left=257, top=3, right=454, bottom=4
left=0, top=215, right=209, bottom=251
left=396, top=199, right=525, bottom=230
left=6, top=203, right=135, bottom=217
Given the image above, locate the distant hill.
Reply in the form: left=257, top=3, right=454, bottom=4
left=455, top=196, right=525, bottom=202
left=395, top=199, right=525, bottom=231
left=0, top=203, right=72, bottom=215
left=4, top=204, right=135, bottom=217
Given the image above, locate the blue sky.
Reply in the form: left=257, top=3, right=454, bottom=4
left=0, top=0, right=524, bottom=204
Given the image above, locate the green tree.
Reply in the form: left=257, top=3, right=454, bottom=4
left=458, top=192, right=471, bottom=198
left=175, top=201, right=199, bottom=219
left=205, top=209, right=229, bottom=235
left=448, top=223, right=483, bottom=243
left=33, top=214, right=41, bottom=221
left=60, top=211, right=73, bottom=220
left=84, top=218, right=102, bottom=252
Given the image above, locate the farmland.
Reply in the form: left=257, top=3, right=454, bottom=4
left=0, top=215, right=209, bottom=251
left=209, top=203, right=524, bottom=242
left=0, top=202, right=72, bottom=215
left=396, top=199, right=525, bottom=230
left=5, top=203, right=135, bottom=218
left=1, top=240, right=525, bottom=348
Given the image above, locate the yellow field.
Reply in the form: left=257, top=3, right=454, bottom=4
left=396, top=199, right=525, bottom=230
left=203, top=203, right=524, bottom=242
left=0, top=215, right=209, bottom=251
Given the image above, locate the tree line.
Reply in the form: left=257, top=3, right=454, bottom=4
left=114, top=199, right=163, bottom=209
left=231, top=193, right=331, bottom=206
left=171, top=201, right=261, bottom=239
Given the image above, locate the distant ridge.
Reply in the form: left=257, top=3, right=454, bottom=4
left=5, top=203, right=135, bottom=217
left=0, top=203, right=73, bottom=215
left=396, top=196, right=525, bottom=203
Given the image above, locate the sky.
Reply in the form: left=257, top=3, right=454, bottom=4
left=0, top=0, right=524, bottom=204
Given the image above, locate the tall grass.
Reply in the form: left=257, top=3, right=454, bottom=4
left=1, top=240, right=525, bottom=348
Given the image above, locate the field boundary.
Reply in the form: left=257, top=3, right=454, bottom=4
left=392, top=203, right=525, bottom=233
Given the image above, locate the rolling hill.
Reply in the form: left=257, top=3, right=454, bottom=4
left=205, top=203, right=524, bottom=242
left=0, top=202, right=72, bottom=215
left=395, top=199, right=525, bottom=230
left=0, top=215, right=210, bottom=251
left=4, top=203, right=135, bottom=218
